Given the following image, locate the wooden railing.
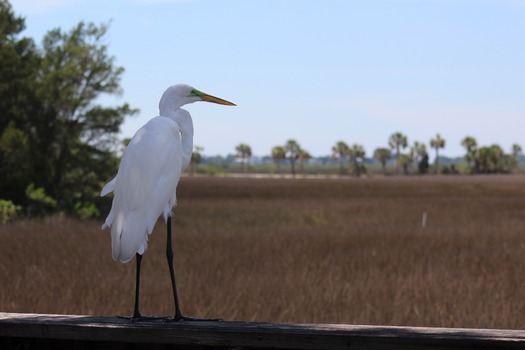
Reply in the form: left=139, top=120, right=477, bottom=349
left=1, top=312, right=524, bottom=349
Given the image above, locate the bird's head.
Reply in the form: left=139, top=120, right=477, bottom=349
left=160, top=84, right=236, bottom=113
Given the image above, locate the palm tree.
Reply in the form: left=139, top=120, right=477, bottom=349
left=297, top=149, right=312, bottom=175
left=430, top=133, right=445, bottom=174
left=489, top=144, right=504, bottom=173
left=388, top=132, right=408, bottom=173
left=461, top=136, right=477, bottom=172
left=397, top=153, right=412, bottom=175
left=373, top=148, right=391, bottom=175
left=332, top=141, right=350, bottom=175
left=472, top=145, right=504, bottom=173
left=411, top=141, right=429, bottom=174
left=348, top=144, right=366, bottom=177
left=512, top=143, right=522, bottom=159
left=477, top=146, right=504, bottom=174
left=190, top=145, right=203, bottom=176
left=271, top=146, right=286, bottom=174
left=511, top=143, right=522, bottom=173
left=235, top=143, right=252, bottom=173
left=284, top=139, right=301, bottom=177
left=503, top=154, right=517, bottom=173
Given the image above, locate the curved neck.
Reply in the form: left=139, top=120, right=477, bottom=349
left=163, top=108, right=194, bottom=172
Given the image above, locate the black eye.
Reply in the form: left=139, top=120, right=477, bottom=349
left=189, top=89, right=203, bottom=98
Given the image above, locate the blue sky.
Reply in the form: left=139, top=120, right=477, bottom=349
left=10, top=0, right=525, bottom=158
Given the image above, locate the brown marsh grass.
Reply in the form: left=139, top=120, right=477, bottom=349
left=1, top=175, right=525, bottom=328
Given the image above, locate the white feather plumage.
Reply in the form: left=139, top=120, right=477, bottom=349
left=99, top=84, right=234, bottom=320
left=102, top=116, right=182, bottom=262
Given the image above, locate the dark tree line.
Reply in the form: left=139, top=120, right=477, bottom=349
left=461, top=136, right=521, bottom=174
left=372, top=132, right=520, bottom=176
left=261, top=132, right=521, bottom=177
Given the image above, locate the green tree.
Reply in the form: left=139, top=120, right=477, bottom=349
left=489, top=144, right=504, bottom=173
left=284, top=139, right=301, bottom=177
left=297, top=149, right=312, bottom=175
left=474, top=144, right=507, bottom=174
left=0, top=199, right=21, bottom=223
left=397, top=154, right=412, bottom=175
left=475, top=147, right=490, bottom=173
left=503, top=153, right=517, bottom=173
left=411, top=141, right=429, bottom=174
left=373, top=148, right=391, bottom=175
left=461, top=136, right=478, bottom=173
left=190, top=145, right=204, bottom=176
left=512, top=144, right=522, bottom=162
left=37, top=22, right=137, bottom=215
left=332, top=140, right=350, bottom=175
left=0, top=0, right=38, bottom=133
left=509, top=143, right=522, bottom=173
left=0, top=8, right=136, bottom=216
left=388, top=132, right=408, bottom=173
left=348, top=144, right=366, bottom=177
left=0, top=0, right=39, bottom=206
left=430, top=133, right=445, bottom=174
left=271, top=146, right=286, bottom=174
left=235, top=143, right=252, bottom=173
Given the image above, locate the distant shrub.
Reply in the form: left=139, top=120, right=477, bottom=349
left=25, top=183, right=57, bottom=215
left=0, top=199, right=22, bottom=223
left=197, top=165, right=219, bottom=176
left=74, top=201, right=100, bottom=219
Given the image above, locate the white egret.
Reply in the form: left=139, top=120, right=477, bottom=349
left=101, top=84, right=235, bottom=321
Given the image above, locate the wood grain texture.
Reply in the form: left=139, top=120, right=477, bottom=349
left=1, top=312, right=525, bottom=349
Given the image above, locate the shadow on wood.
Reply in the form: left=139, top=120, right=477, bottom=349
left=1, top=312, right=525, bottom=349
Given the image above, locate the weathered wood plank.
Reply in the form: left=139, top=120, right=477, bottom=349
left=1, top=312, right=525, bottom=349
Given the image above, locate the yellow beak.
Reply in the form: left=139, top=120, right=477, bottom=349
left=201, top=93, right=236, bottom=106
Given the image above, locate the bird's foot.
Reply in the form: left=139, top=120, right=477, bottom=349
left=117, top=314, right=169, bottom=323
left=165, top=313, right=222, bottom=323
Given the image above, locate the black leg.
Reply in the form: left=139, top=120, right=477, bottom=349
left=166, top=216, right=221, bottom=322
left=117, top=253, right=167, bottom=322
left=118, top=253, right=152, bottom=321
left=132, top=252, right=142, bottom=319
left=166, top=216, right=184, bottom=320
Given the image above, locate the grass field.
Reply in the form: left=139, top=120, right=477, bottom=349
left=1, top=175, right=525, bottom=329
